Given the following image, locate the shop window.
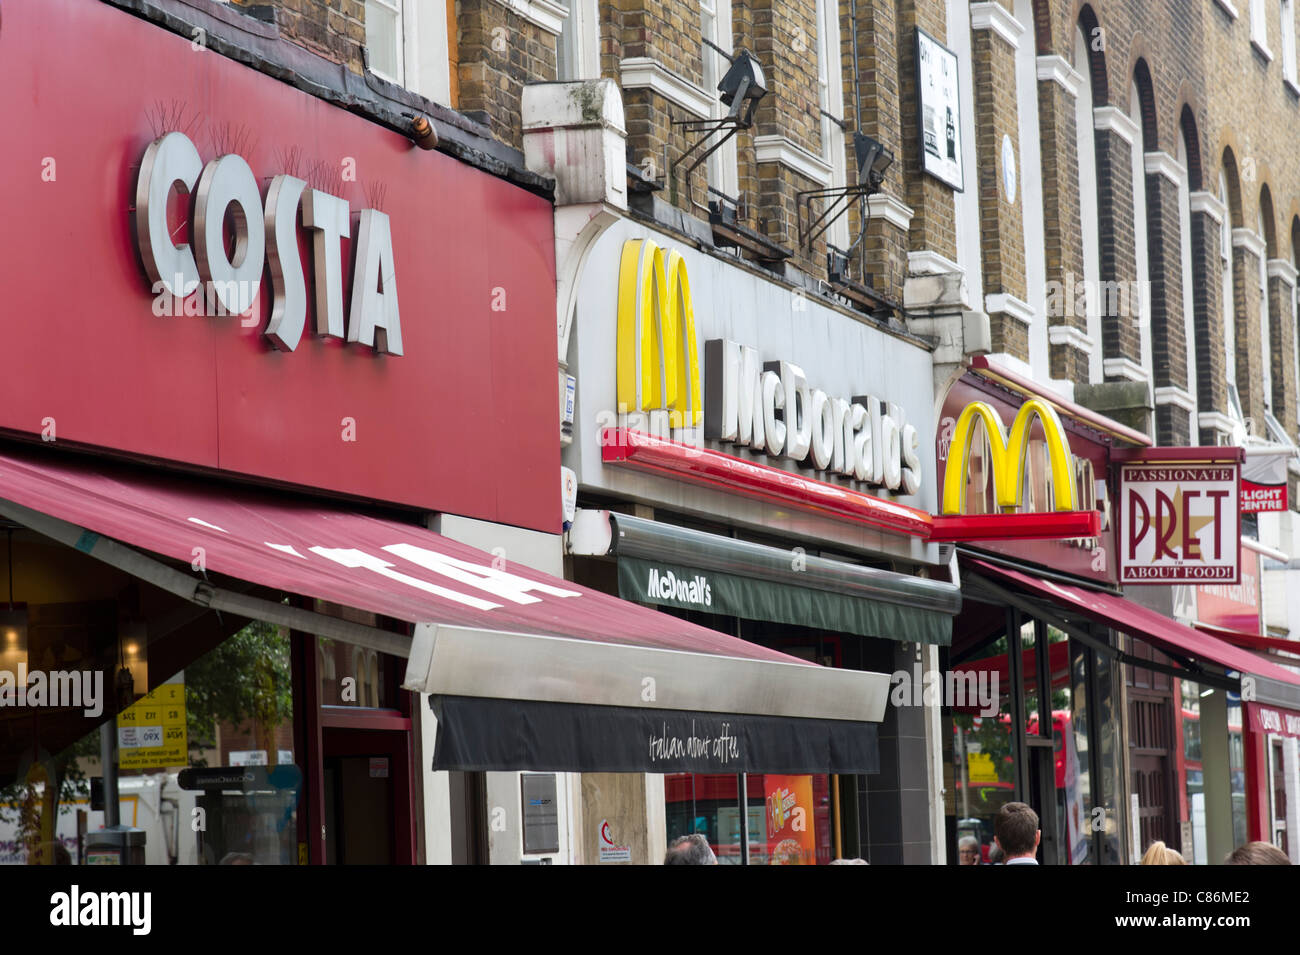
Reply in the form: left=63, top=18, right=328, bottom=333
left=665, top=772, right=833, bottom=864
left=365, top=0, right=453, bottom=106
left=4, top=621, right=299, bottom=865
left=1270, top=738, right=1289, bottom=854
left=943, top=608, right=1116, bottom=864
left=1228, top=699, right=1248, bottom=849
left=321, top=638, right=389, bottom=708
left=1180, top=681, right=1209, bottom=864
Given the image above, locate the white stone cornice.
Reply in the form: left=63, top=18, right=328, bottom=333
left=908, top=249, right=963, bottom=276
left=1036, top=55, right=1083, bottom=97
left=985, top=292, right=1035, bottom=326
left=1103, top=357, right=1151, bottom=383
left=1047, top=324, right=1095, bottom=353
left=753, top=135, right=833, bottom=186
left=866, top=193, right=915, bottom=231
left=619, top=58, right=713, bottom=119
left=1093, top=106, right=1140, bottom=145
left=1144, top=151, right=1186, bottom=186
left=1233, top=227, right=1267, bottom=258
left=1189, top=190, right=1227, bottom=225
left=970, top=2, right=1026, bottom=49
left=1199, top=410, right=1237, bottom=435
left=1268, top=258, right=1299, bottom=286
left=1154, top=386, right=1197, bottom=412
left=501, top=0, right=568, bottom=34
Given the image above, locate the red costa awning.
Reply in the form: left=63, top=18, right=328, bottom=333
left=966, top=558, right=1300, bottom=689
left=0, top=445, right=890, bottom=731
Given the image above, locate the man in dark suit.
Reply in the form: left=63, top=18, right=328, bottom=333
left=994, top=802, right=1040, bottom=865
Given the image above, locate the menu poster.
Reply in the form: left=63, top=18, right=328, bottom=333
left=765, top=775, right=816, bottom=865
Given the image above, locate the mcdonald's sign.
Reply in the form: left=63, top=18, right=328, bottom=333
left=941, top=399, right=1078, bottom=515
left=616, top=238, right=703, bottom=430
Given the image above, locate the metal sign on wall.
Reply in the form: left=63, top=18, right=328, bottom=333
left=1120, top=461, right=1241, bottom=584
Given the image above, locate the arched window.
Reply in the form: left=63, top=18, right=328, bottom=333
left=1075, top=25, right=1102, bottom=382
left=1221, top=170, right=1237, bottom=391
left=1129, top=79, right=1152, bottom=379
left=1259, top=187, right=1277, bottom=412
left=1177, top=124, right=1197, bottom=440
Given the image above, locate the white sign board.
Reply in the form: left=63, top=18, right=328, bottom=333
left=1120, top=463, right=1240, bottom=584
left=916, top=29, right=963, bottom=191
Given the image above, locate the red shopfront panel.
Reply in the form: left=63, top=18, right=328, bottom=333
left=0, top=0, right=559, bottom=532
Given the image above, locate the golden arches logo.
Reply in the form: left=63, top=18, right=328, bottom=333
left=616, top=238, right=703, bottom=429
left=941, top=399, right=1078, bottom=515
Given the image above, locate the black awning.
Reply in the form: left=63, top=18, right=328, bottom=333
left=431, top=696, right=880, bottom=774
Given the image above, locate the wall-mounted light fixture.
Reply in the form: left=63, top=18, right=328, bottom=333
left=797, top=131, right=893, bottom=251
left=672, top=49, right=768, bottom=210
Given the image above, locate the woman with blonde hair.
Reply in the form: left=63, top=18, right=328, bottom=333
left=1139, top=840, right=1187, bottom=865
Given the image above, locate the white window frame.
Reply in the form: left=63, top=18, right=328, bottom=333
left=1075, top=26, right=1102, bottom=383
left=1283, top=0, right=1299, bottom=88
left=816, top=0, right=850, bottom=251
left=1130, top=81, right=1154, bottom=382
left=1259, top=207, right=1274, bottom=411
left=1252, top=0, right=1274, bottom=58
left=1177, top=130, right=1198, bottom=439
left=366, top=0, right=453, bottom=107
left=559, top=0, right=601, bottom=81
left=700, top=0, right=739, bottom=202
left=1222, top=172, right=1238, bottom=388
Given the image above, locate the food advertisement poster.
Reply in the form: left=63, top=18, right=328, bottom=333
left=765, top=775, right=815, bottom=865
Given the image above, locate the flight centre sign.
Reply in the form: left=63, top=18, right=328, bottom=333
left=1120, top=463, right=1241, bottom=584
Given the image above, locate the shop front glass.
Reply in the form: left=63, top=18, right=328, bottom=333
left=5, top=620, right=298, bottom=865
left=1228, top=699, right=1248, bottom=848
left=943, top=603, right=1121, bottom=865
left=665, top=773, right=833, bottom=864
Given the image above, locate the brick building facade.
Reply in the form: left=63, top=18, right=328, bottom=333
left=224, top=0, right=1300, bottom=473
left=84, top=0, right=1300, bottom=867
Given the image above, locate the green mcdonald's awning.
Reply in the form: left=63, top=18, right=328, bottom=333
left=571, top=511, right=958, bottom=646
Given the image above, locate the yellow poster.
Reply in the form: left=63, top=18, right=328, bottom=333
left=117, top=679, right=187, bottom=770
left=765, top=775, right=816, bottom=865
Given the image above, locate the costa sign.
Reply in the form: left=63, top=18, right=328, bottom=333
left=135, top=131, right=402, bottom=355
left=615, top=238, right=921, bottom=494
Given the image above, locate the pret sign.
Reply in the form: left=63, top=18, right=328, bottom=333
left=1121, top=463, right=1241, bottom=583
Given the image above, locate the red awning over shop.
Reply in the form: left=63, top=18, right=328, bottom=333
left=0, top=446, right=780, bottom=658
left=1195, top=624, right=1300, bottom=661
left=966, top=558, right=1300, bottom=688
left=0, top=445, right=891, bottom=733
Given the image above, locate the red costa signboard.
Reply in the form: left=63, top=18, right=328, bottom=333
left=1, top=0, right=559, bottom=531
